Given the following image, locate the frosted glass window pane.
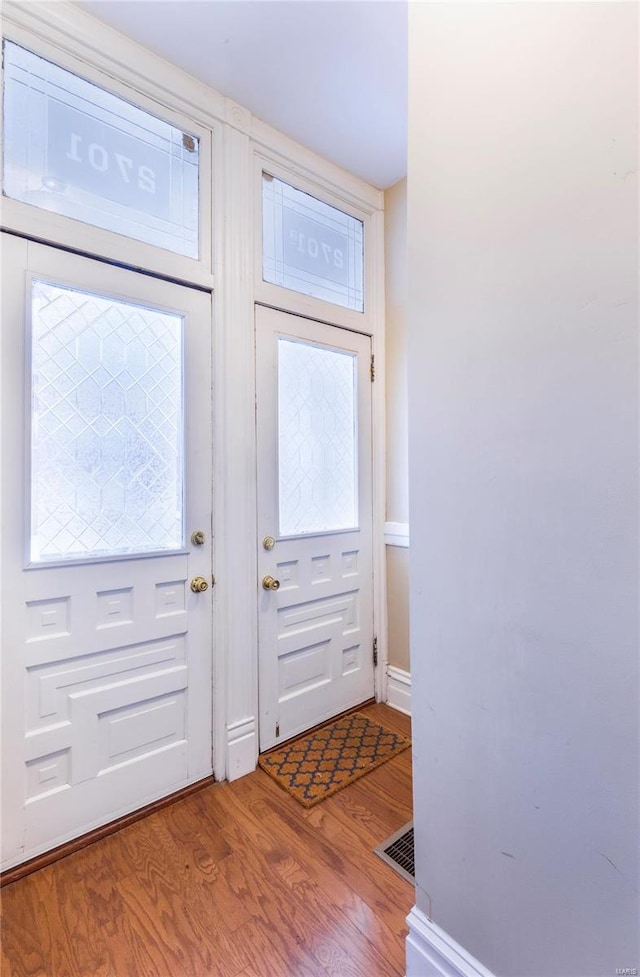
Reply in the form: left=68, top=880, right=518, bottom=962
left=278, top=339, right=358, bottom=536
left=263, top=174, right=364, bottom=312
left=30, top=280, right=184, bottom=562
left=3, top=41, right=199, bottom=258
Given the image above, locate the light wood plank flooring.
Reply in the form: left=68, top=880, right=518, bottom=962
left=1, top=703, right=413, bottom=977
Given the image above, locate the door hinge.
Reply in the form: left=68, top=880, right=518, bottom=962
left=370, top=354, right=376, bottom=382
left=373, top=636, right=378, bottom=668
left=275, top=722, right=280, bottom=738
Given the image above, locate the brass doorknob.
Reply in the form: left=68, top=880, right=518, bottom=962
left=262, top=575, right=280, bottom=591
left=190, top=576, right=209, bottom=593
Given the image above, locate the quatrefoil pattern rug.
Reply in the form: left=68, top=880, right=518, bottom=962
left=258, top=712, right=411, bottom=807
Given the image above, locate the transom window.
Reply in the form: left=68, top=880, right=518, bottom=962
left=3, top=41, right=200, bottom=258
left=263, top=174, right=364, bottom=312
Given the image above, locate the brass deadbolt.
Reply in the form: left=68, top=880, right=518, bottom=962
left=190, top=576, right=209, bottom=593
left=190, top=530, right=206, bottom=546
left=262, top=575, right=280, bottom=591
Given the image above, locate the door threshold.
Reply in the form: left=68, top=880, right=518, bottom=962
left=260, top=697, right=376, bottom=755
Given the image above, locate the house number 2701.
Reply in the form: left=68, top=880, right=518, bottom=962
left=66, top=134, right=157, bottom=193
left=289, top=230, right=344, bottom=268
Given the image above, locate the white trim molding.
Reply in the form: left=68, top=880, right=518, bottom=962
left=385, top=521, right=410, bottom=547
left=406, top=907, right=496, bottom=977
left=226, top=717, right=257, bottom=782
left=386, top=665, right=411, bottom=717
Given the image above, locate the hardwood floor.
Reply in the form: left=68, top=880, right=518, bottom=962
left=1, top=704, right=413, bottom=977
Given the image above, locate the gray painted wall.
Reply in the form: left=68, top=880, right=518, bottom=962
left=407, top=4, right=639, bottom=975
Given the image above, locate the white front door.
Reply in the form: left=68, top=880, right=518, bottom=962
left=256, top=305, right=374, bottom=751
left=1, top=235, right=213, bottom=869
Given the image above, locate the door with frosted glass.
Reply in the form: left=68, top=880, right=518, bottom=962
left=1, top=235, right=213, bottom=869
left=256, top=305, right=374, bottom=750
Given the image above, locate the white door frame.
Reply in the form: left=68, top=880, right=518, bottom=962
left=1, top=3, right=388, bottom=794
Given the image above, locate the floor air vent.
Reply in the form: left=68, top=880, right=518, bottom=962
left=374, top=820, right=414, bottom=884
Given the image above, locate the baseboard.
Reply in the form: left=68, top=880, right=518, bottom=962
left=384, top=521, right=410, bottom=547
left=226, top=716, right=257, bottom=781
left=406, top=906, right=495, bottom=977
left=386, top=664, right=411, bottom=716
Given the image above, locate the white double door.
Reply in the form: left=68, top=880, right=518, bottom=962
left=256, top=306, right=374, bottom=750
left=1, top=236, right=213, bottom=869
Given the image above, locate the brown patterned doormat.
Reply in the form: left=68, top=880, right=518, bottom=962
left=258, top=712, right=411, bottom=808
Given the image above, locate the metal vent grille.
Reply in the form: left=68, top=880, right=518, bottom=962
left=374, top=820, right=414, bottom=884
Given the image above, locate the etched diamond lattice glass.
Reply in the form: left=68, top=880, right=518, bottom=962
left=278, top=338, right=358, bottom=536
left=30, top=280, right=184, bottom=562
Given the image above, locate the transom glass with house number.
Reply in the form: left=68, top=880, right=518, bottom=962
left=3, top=40, right=199, bottom=258
left=263, top=174, right=364, bottom=312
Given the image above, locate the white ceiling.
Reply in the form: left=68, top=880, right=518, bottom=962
left=77, top=0, right=408, bottom=190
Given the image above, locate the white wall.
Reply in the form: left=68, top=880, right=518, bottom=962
left=385, top=176, right=409, bottom=526
left=385, top=177, right=411, bottom=674
left=408, top=4, right=638, bottom=976
left=386, top=546, right=410, bottom=674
